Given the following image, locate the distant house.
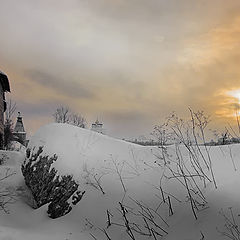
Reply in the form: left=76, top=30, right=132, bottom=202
left=0, top=71, right=10, bottom=148
left=13, top=112, right=27, bottom=146
left=91, top=119, right=106, bottom=134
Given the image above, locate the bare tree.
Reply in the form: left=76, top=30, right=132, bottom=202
left=70, top=113, right=86, bottom=128
left=53, top=106, right=86, bottom=128
left=5, top=99, right=17, bottom=124
left=53, top=106, right=70, bottom=123
left=4, top=99, right=17, bottom=149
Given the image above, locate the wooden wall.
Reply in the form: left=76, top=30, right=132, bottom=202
left=0, top=84, right=4, bottom=135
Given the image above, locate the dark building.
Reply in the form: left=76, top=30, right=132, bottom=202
left=13, top=112, right=27, bottom=146
left=91, top=119, right=106, bottom=134
left=0, top=71, right=10, bottom=148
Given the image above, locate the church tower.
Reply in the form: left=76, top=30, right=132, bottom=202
left=13, top=112, right=27, bottom=145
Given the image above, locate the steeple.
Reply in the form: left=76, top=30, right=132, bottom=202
left=14, top=112, right=25, bottom=133
left=13, top=112, right=26, bottom=145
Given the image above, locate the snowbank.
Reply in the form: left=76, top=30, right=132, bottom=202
left=2, top=123, right=240, bottom=239
left=28, top=123, right=150, bottom=178
left=27, top=123, right=166, bottom=238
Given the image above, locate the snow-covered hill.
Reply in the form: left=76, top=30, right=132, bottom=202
left=1, top=123, right=240, bottom=239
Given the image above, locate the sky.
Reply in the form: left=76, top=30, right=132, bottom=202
left=1, top=0, right=240, bottom=139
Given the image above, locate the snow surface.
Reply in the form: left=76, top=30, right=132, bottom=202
left=8, top=141, right=26, bottom=153
left=1, top=123, right=240, bottom=239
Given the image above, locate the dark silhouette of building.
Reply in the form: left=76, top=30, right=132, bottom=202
left=0, top=71, right=10, bottom=148
left=13, top=112, right=27, bottom=146
left=91, top=119, right=106, bottom=134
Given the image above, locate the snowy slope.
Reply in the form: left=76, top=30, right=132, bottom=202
left=28, top=123, right=152, bottom=179
left=0, top=149, right=90, bottom=240
left=28, top=123, right=161, bottom=239
left=1, top=123, right=240, bottom=239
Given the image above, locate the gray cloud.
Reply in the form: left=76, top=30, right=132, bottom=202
left=104, top=110, right=154, bottom=139
left=26, top=70, right=94, bottom=99
left=16, top=100, right=58, bottom=118
left=2, top=0, right=240, bottom=137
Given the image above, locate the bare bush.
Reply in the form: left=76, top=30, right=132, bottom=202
left=4, top=99, right=17, bottom=150
left=190, top=108, right=217, bottom=189
left=152, top=109, right=214, bottom=220
left=0, top=168, right=16, bottom=213
left=152, top=123, right=173, bottom=165
left=217, top=207, right=240, bottom=240
left=85, top=197, right=169, bottom=240
left=83, top=164, right=107, bottom=195
left=53, top=106, right=86, bottom=128
left=71, top=113, right=86, bottom=128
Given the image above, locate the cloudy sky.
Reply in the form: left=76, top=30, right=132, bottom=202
left=1, top=0, right=240, bottom=139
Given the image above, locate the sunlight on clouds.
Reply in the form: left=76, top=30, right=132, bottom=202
left=214, top=88, right=240, bottom=120
left=228, top=89, right=240, bottom=103
left=2, top=0, right=240, bottom=137
left=175, top=12, right=240, bottom=127
left=179, top=16, right=240, bottom=65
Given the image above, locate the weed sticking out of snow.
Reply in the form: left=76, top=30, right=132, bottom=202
left=1, top=123, right=240, bottom=239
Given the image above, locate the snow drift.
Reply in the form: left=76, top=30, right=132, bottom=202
left=26, top=123, right=169, bottom=238
left=3, top=123, right=240, bottom=239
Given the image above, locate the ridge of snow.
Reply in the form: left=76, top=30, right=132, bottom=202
left=2, top=123, right=240, bottom=239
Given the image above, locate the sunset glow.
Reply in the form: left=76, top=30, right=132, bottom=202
left=1, top=0, right=240, bottom=138
left=228, top=89, right=240, bottom=103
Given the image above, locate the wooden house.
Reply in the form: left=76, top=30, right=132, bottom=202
left=0, top=71, right=10, bottom=148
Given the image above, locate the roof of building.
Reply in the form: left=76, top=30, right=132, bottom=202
left=0, top=71, right=10, bottom=92
left=92, top=119, right=103, bottom=127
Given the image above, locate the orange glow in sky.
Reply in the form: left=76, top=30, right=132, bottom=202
left=228, top=89, right=240, bottom=104
left=1, top=0, right=240, bottom=138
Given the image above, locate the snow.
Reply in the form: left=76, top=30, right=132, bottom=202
left=28, top=123, right=150, bottom=179
left=1, top=123, right=240, bottom=239
left=7, top=141, right=26, bottom=153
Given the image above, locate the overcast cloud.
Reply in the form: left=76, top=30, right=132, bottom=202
left=1, top=0, right=240, bottom=138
